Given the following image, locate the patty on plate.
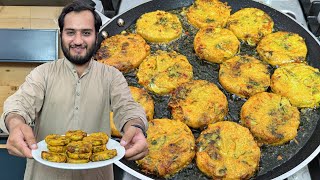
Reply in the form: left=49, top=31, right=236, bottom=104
left=136, top=119, right=195, bottom=178
left=169, top=80, right=228, bottom=129
left=257, top=31, right=307, bottom=66
left=241, top=92, right=300, bottom=145
left=226, top=7, right=274, bottom=46
left=194, top=27, right=240, bottom=63
left=196, top=121, right=260, bottom=179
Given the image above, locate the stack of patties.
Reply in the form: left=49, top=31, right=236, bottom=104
left=83, top=132, right=117, bottom=162
left=65, top=130, right=90, bottom=163
left=41, top=134, right=70, bottom=163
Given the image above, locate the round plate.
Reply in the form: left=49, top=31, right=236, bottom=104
left=32, top=138, right=125, bottom=170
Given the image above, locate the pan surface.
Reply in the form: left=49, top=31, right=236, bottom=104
left=97, top=0, right=320, bottom=179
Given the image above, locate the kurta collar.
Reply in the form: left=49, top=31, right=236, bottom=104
left=63, top=57, right=94, bottom=77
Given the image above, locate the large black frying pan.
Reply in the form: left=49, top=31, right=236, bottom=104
left=97, top=0, right=320, bottom=179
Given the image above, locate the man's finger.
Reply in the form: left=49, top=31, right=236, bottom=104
left=21, top=125, right=37, bottom=150
left=7, top=146, right=25, bottom=157
left=20, top=142, right=33, bottom=158
left=126, top=149, right=148, bottom=161
left=120, top=126, right=136, bottom=146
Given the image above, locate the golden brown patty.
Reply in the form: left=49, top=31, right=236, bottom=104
left=66, top=151, right=92, bottom=160
left=196, top=121, right=260, bottom=179
left=91, top=149, right=117, bottom=162
left=169, top=80, right=228, bottom=129
left=194, top=27, right=240, bottom=63
left=241, top=92, right=300, bottom=145
left=45, top=134, right=70, bottom=146
left=41, top=151, right=67, bottom=163
left=226, top=7, right=274, bottom=46
left=65, top=130, right=87, bottom=141
left=130, top=86, right=154, bottom=120
left=136, top=119, right=195, bottom=178
left=83, top=136, right=107, bottom=146
left=110, top=112, right=122, bottom=138
left=271, top=63, right=320, bottom=108
left=110, top=86, right=154, bottom=137
left=257, top=31, right=307, bottom=66
left=136, top=10, right=182, bottom=43
left=137, top=50, right=193, bottom=95
left=47, top=145, right=67, bottom=153
left=67, top=157, right=90, bottom=164
left=66, top=141, right=92, bottom=153
left=92, top=144, right=107, bottom=153
left=186, top=0, right=231, bottom=29
left=95, top=33, right=150, bottom=72
left=219, top=55, right=270, bottom=98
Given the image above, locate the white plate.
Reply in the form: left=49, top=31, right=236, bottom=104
left=32, top=138, right=125, bottom=170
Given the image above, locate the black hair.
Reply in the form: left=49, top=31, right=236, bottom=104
left=58, top=0, right=102, bottom=34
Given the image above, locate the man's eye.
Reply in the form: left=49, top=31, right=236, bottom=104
left=66, top=31, right=75, bottom=35
left=83, top=31, right=91, bottom=36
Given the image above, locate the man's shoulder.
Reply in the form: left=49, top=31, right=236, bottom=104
left=37, top=58, right=64, bottom=68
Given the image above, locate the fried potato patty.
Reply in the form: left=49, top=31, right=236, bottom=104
left=110, top=112, right=122, bottom=138
left=96, top=33, right=150, bottom=72
left=66, top=141, right=92, bottom=153
left=136, top=119, right=195, bottom=178
left=241, top=92, right=300, bottom=145
left=219, top=55, right=270, bottom=98
left=169, top=80, right=228, bottom=129
left=47, top=145, right=67, bottom=153
left=66, top=151, right=92, bottom=160
left=110, top=86, right=154, bottom=137
left=67, top=157, right=90, bottom=164
left=271, top=63, right=320, bottom=108
left=186, top=0, right=231, bottom=29
left=137, top=50, right=193, bottom=95
left=41, top=151, right=67, bottom=163
left=92, top=144, right=107, bottom=153
left=194, top=27, right=240, bottom=63
left=130, top=86, right=154, bottom=120
left=65, top=130, right=87, bottom=141
left=83, top=136, right=106, bottom=146
left=136, top=10, right=182, bottom=43
left=196, top=121, right=260, bottom=179
left=91, top=149, right=117, bottom=162
left=257, top=31, right=307, bottom=66
left=226, top=7, right=274, bottom=46
left=45, top=134, right=70, bottom=146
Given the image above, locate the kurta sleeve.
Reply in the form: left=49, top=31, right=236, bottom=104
left=109, top=68, right=148, bottom=133
left=0, top=64, right=47, bottom=133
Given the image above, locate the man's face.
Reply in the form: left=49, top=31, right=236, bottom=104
left=61, top=10, right=97, bottom=65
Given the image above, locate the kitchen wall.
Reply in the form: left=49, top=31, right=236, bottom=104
left=0, top=6, right=63, bottom=114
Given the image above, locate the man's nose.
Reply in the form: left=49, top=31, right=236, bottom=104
left=73, top=32, right=84, bottom=45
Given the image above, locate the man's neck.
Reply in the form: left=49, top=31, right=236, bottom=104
left=75, top=61, right=90, bottom=77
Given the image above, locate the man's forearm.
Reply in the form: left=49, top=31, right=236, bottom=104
left=5, top=113, right=26, bottom=132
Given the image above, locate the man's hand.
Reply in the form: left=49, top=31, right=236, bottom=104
left=5, top=114, right=37, bottom=158
left=120, top=121, right=148, bottom=161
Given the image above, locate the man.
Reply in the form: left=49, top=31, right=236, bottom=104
left=0, top=1, right=148, bottom=179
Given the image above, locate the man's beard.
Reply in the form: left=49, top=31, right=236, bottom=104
left=62, top=41, right=96, bottom=65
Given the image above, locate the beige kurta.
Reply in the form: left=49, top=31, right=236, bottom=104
left=0, top=58, right=147, bottom=180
